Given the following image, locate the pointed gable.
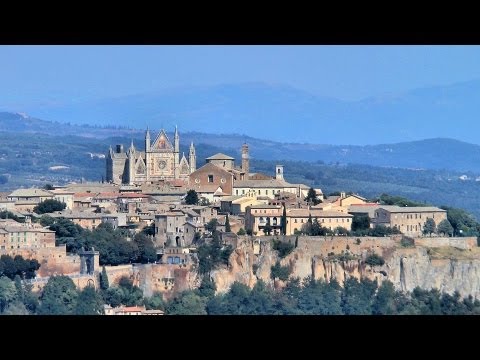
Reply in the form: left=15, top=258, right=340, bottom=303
left=135, top=157, right=146, bottom=175
left=179, top=154, right=190, bottom=175
left=151, top=129, right=173, bottom=151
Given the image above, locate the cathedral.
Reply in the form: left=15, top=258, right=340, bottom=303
left=106, top=127, right=196, bottom=185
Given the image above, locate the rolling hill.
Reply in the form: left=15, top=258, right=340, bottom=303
left=10, top=80, right=480, bottom=145
left=1, top=111, right=480, bottom=172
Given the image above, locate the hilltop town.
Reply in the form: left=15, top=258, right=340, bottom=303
left=1, top=127, right=480, bottom=315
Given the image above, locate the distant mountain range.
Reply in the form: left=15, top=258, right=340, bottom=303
left=7, top=80, right=480, bottom=145
left=1, top=111, right=480, bottom=172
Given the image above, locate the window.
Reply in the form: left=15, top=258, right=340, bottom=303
left=266, top=190, right=268, bottom=195
left=242, top=190, right=245, bottom=194
left=258, top=190, right=261, bottom=195
left=294, top=219, right=297, bottom=223
left=236, top=190, right=238, bottom=195
left=208, top=175, right=214, bottom=183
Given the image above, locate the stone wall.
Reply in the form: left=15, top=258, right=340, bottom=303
left=0, top=245, right=81, bottom=277
left=414, top=236, right=476, bottom=250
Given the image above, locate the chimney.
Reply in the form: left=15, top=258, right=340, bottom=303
left=340, top=191, right=346, bottom=199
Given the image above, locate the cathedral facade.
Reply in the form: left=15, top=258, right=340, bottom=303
left=106, top=127, right=196, bottom=185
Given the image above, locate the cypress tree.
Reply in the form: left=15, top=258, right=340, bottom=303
left=100, top=266, right=109, bottom=291
left=225, top=214, right=231, bottom=232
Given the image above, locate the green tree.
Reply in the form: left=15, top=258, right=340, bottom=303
left=365, top=253, right=385, bottom=266
left=270, top=261, right=291, bottom=281
left=297, top=278, right=343, bottom=315
left=0, top=210, right=25, bottom=223
left=281, top=204, right=287, bottom=235
left=104, top=287, right=123, bottom=307
left=372, top=280, right=401, bottom=315
left=341, top=278, right=377, bottom=315
left=305, top=187, right=321, bottom=205
left=99, top=266, right=109, bottom=291
left=0, top=255, right=40, bottom=280
left=3, top=301, right=29, bottom=315
left=196, top=276, right=217, bottom=299
left=141, top=223, right=156, bottom=236
left=352, top=214, right=370, bottom=231
left=237, top=228, right=246, bottom=236
left=0, top=276, right=17, bottom=313
left=134, top=232, right=157, bottom=263
left=75, top=286, right=105, bottom=315
left=262, top=222, right=272, bottom=235
left=166, top=290, right=208, bottom=315
left=43, top=184, right=54, bottom=190
left=272, top=240, right=294, bottom=258
left=205, top=219, right=218, bottom=233
left=13, top=276, right=38, bottom=314
left=225, top=214, right=231, bottom=232
left=144, top=292, right=165, bottom=310
left=38, top=275, right=78, bottom=315
left=437, top=219, right=454, bottom=236
left=423, top=218, right=436, bottom=236
left=185, top=190, right=199, bottom=205
left=335, top=226, right=349, bottom=235
left=33, top=199, right=66, bottom=214
left=117, top=276, right=144, bottom=307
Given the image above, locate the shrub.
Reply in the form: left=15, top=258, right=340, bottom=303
left=270, top=261, right=290, bottom=281
left=272, top=240, right=294, bottom=259
left=365, top=253, right=385, bottom=266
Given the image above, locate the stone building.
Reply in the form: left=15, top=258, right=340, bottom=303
left=373, top=206, right=448, bottom=237
left=106, top=127, right=196, bottom=185
left=0, top=219, right=55, bottom=251
left=286, top=209, right=353, bottom=234
left=188, top=162, right=234, bottom=203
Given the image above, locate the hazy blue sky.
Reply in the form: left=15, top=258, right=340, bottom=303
left=2, top=45, right=480, bottom=107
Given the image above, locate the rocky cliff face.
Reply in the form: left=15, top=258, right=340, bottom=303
left=211, top=237, right=480, bottom=298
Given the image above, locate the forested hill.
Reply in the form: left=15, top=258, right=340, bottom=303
left=2, top=112, right=480, bottom=172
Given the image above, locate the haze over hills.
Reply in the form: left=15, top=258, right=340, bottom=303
left=2, top=111, right=480, bottom=172
left=7, top=80, right=480, bottom=145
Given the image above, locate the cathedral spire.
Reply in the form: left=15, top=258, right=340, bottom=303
left=174, top=125, right=179, bottom=153
left=128, top=139, right=135, bottom=154
left=145, top=127, right=151, bottom=152
left=189, top=142, right=196, bottom=173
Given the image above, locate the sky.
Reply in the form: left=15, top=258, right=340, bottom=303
left=2, top=45, right=480, bottom=108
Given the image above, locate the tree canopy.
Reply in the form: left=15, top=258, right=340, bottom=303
left=33, top=199, right=66, bottom=214
left=305, top=187, right=321, bottom=205
left=185, top=190, right=199, bottom=205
